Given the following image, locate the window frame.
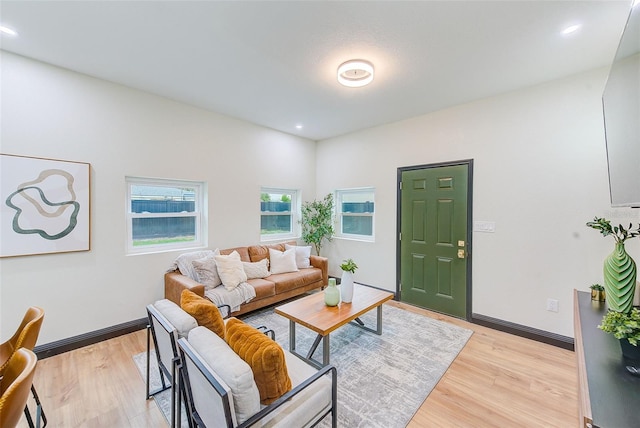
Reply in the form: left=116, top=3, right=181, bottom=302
left=260, top=187, right=299, bottom=242
left=126, top=176, right=207, bottom=255
left=335, top=187, right=375, bottom=242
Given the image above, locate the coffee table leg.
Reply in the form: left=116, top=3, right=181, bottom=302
left=307, top=334, right=322, bottom=360
left=289, top=320, right=296, bottom=353
left=323, top=335, right=330, bottom=366
left=349, top=305, right=384, bottom=335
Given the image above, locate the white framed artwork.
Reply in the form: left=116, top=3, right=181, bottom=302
left=1, top=154, right=91, bottom=257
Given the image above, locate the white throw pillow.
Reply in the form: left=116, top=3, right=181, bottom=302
left=174, top=250, right=215, bottom=281
left=269, top=248, right=299, bottom=275
left=285, top=244, right=312, bottom=269
left=192, top=249, right=222, bottom=289
left=215, top=251, right=248, bottom=290
left=242, top=259, right=270, bottom=279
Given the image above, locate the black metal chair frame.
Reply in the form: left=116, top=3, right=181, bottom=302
left=23, top=385, right=44, bottom=428
left=177, top=337, right=337, bottom=428
left=146, top=304, right=192, bottom=428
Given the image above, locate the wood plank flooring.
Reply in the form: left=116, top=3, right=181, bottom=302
left=19, top=301, right=578, bottom=427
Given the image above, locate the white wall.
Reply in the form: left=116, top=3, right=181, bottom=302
left=0, top=52, right=317, bottom=344
left=3, top=51, right=638, bottom=344
left=317, top=68, right=640, bottom=337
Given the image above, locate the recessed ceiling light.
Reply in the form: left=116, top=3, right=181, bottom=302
left=295, top=124, right=303, bottom=130
left=0, top=25, right=18, bottom=36
left=337, top=60, right=374, bottom=88
left=562, top=24, right=581, bottom=35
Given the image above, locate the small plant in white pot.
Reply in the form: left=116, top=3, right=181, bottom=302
left=340, top=259, right=358, bottom=303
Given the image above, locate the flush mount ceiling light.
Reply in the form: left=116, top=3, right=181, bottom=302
left=337, top=60, right=374, bottom=88
left=0, top=25, right=18, bottom=36
left=562, top=24, right=581, bottom=35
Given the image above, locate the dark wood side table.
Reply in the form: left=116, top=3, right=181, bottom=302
left=574, top=289, right=640, bottom=428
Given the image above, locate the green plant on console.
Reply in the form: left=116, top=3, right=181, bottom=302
left=598, top=308, right=640, bottom=346
left=589, top=284, right=604, bottom=291
left=586, top=217, right=640, bottom=243
left=340, top=258, right=358, bottom=273
left=586, top=217, right=640, bottom=313
left=300, top=193, right=334, bottom=257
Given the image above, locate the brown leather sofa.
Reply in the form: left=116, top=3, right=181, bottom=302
left=165, top=241, right=328, bottom=317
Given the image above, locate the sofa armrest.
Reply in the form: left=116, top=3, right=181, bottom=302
left=309, top=255, right=328, bottom=286
left=164, top=271, right=205, bottom=306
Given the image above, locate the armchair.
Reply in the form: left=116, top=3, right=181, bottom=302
left=178, top=329, right=337, bottom=428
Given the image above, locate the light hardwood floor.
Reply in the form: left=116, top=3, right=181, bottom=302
left=19, top=302, right=578, bottom=427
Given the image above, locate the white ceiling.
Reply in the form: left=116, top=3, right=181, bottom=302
left=0, top=1, right=634, bottom=140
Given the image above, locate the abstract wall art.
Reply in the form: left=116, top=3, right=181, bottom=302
left=1, top=154, right=91, bottom=257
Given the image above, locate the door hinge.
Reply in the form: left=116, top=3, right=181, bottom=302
left=399, top=181, right=402, bottom=190
left=399, top=232, right=401, bottom=241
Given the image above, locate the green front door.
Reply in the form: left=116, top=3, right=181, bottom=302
left=399, top=162, right=471, bottom=319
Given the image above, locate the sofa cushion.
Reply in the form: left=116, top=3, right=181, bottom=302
left=215, top=251, right=248, bottom=290
left=187, top=326, right=260, bottom=424
left=192, top=249, right=222, bottom=289
left=153, top=299, right=198, bottom=339
left=225, top=318, right=292, bottom=405
left=220, top=246, right=251, bottom=262
left=242, top=259, right=270, bottom=279
left=270, top=269, right=323, bottom=294
left=248, top=243, right=286, bottom=263
left=181, top=290, right=226, bottom=339
left=246, top=278, right=276, bottom=300
left=269, top=248, right=299, bottom=275
left=285, top=244, right=312, bottom=269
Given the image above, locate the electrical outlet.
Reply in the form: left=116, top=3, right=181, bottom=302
left=546, top=298, right=559, bottom=312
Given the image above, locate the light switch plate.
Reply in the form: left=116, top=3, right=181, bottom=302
left=474, top=221, right=496, bottom=233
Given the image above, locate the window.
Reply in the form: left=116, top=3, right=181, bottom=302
left=336, top=188, right=375, bottom=241
left=126, top=177, right=206, bottom=254
left=260, top=187, right=298, bottom=241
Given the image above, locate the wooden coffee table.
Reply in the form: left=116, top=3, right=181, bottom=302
left=275, top=284, right=394, bottom=368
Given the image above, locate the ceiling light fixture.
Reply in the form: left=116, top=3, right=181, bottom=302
left=295, top=124, right=303, bottom=130
left=0, top=25, right=17, bottom=36
left=337, top=60, right=374, bottom=88
left=562, top=24, right=581, bottom=35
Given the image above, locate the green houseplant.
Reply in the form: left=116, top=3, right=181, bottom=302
left=300, top=193, right=334, bottom=257
left=589, top=284, right=606, bottom=302
left=339, top=258, right=358, bottom=303
left=599, top=308, right=640, bottom=346
left=586, top=217, right=640, bottom=313
left=598, top=308, right=640, bottom=361
left=340, top=258, right=358, bottom=273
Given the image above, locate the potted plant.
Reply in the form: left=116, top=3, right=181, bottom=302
left=586, top=217, right=640, bottom=313
left=598, top=308, right=640, bottom=361
left=340, top=258, right=358, bottom=303
left=589, top=284, right=606, bottom=302
left=300, top=193, right=334, bottom=257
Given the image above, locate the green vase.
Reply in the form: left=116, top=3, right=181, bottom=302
left=324, top=278, right=340, bottom=306
left=604, top=242, right=637, bottom=313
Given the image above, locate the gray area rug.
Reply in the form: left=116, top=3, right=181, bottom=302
left=135, top=304, right=472, bottom=427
